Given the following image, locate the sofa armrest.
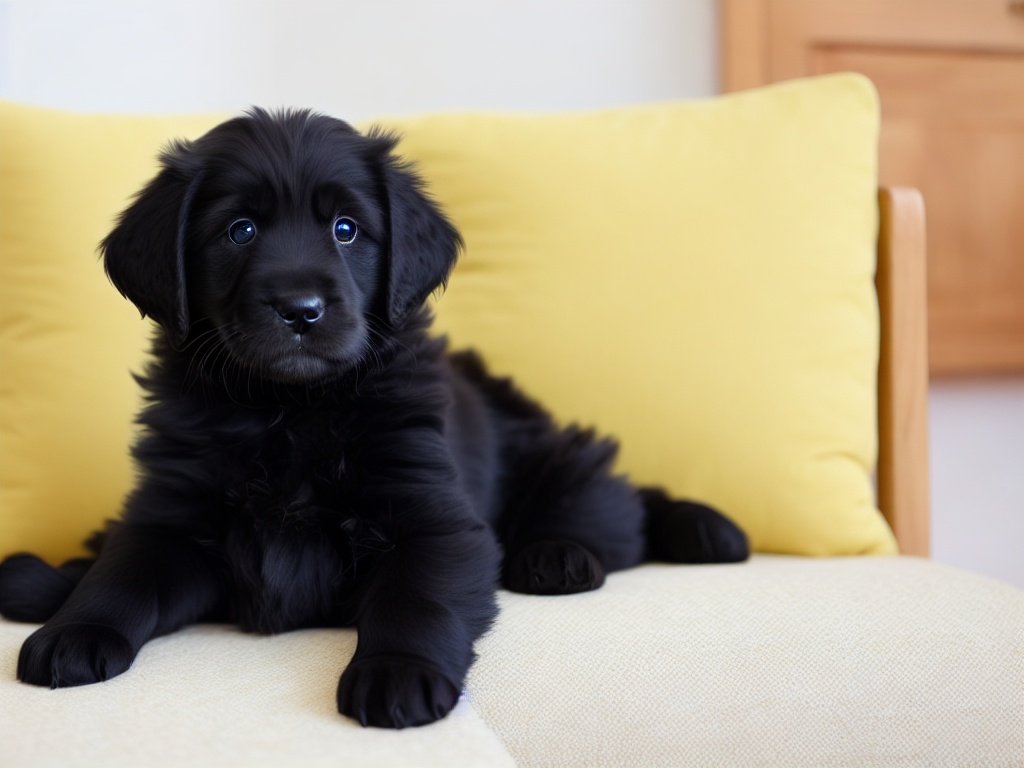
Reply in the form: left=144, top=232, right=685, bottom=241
left=876, top=187, right=930, bottom=556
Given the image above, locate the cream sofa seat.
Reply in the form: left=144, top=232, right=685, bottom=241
left=2, top=556, right=1022, bottom=767
left=0, top=619, right=516, bottom=768
left=471, top=557, right=1024, bottom=767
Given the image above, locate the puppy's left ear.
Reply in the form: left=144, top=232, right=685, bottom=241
left=375, top=135, right=462, bottom=327
left=102, top=140, right=200, bottom=348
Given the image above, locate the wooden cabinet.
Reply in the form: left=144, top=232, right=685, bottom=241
left=720, top=0, right=1024, bottom=375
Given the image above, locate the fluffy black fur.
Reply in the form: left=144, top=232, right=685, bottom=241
left=0, top=109, right=748, bottom=728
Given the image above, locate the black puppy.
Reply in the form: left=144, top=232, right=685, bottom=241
left=0, top=109, right=747, bottom=728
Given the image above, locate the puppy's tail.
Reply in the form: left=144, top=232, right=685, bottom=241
left=0, top=554, right=95, bottom=623
left=640, top=487, right=749, bottom=564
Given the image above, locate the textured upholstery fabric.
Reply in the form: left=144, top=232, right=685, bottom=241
left=2, top=557, right=1021, bottom=767
left=468, top=557, right=1024, bottom=767
left=0, top=621, right=514, bottom=767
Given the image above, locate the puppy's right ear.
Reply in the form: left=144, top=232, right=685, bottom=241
left=102, top=140, right=200, bottom=348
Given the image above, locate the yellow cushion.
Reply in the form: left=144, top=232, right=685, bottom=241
left=381, top=73, right=896, bottom=555
left=0, top=103, right=221, bottom=563
left=0, top=74, right=896, bottom=562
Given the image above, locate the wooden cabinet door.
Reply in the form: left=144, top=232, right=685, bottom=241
left=720, top=0, right=1024, bottom=375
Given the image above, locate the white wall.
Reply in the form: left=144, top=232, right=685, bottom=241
left=0, top=0, right=717, bottom=118
left=2, top=0, right=1022, bottom=589
left=930, top=379, right=1024, bottom=588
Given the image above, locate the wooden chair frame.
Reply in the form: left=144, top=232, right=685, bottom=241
left=876, top=187, right=930, bottom=556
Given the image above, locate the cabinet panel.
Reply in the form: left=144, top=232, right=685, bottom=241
left=818, top=47, right=1024, bottom=373
left=720, top=0, right=1024, bottom=374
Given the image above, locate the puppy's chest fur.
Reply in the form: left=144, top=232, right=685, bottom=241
left=202, top=400, right=387, bottom=633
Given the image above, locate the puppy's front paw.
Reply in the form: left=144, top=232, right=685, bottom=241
left=337, top=655, right=461, bottom=728
left=18, top=623, right=135, bottom=688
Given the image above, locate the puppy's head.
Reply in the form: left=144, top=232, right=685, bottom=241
left=102, top=108, right=460, bottom=385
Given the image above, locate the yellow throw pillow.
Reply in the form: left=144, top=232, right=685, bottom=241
left=0, top=74, right=896, bottom=563
left=0, top=103, right=221, bottom=563
left=381, top=73, right=896, bottom=555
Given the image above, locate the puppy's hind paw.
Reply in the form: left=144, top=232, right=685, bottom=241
left=18, top=622, right=135, bottom=688
left=337, top=655, right=461, bottom=729
left=643, top=490, right=749, bottom=564
left=0, top=554, right=84, bottom=623
left=503, top=540, right=606, bottom=595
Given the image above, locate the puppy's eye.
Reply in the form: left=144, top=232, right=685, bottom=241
left=228, top=219, right=257, bottom=245
left=333, top=217, right=358, bottom=245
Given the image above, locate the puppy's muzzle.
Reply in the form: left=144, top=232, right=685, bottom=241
left=272, top=294, right=325, bottom=335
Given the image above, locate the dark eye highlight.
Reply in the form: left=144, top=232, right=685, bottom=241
left=334, top=217, right=358, bottom=245
left=228, top=219, right=256, bottom=245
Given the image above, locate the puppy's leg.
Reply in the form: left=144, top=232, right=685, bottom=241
left=497, top=426, right=647, bottom=595
left=16, top=524, right=222, bottom=688
left=336, top=431, right=499, bottom=729
left=338, top=522, right=499, bottom=728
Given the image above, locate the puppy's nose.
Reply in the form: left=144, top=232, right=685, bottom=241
left=272, top=295, right=325, bottom=334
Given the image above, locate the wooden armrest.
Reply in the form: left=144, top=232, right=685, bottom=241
left=876, top=187, right=930, bottom=556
